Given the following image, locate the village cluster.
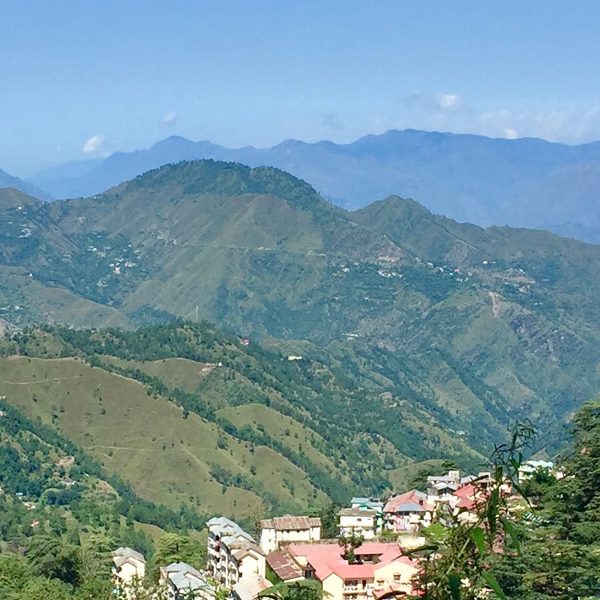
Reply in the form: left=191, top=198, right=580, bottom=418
left=111, top=461, right=554, bottom=600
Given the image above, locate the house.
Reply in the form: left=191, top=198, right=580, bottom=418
left=112, top=547, right=146, bottom=588
left=338, top=508, right=378, bottom=540
left=518, top=460, right=554, bottom=482
left=207, top=517, right=266, bottom=589
left=383, top=490, right=433, bottom=532
left=259, top=516, right=322, bottom=554
left=160, top=562, right=215, bottom=600
left=285, top=542, right=418, bottom=600
left=427, top=470, right=461, bottom=500
left=232, top=572, right=272, bottom=600
left=350, top=497, right=383, bottom=512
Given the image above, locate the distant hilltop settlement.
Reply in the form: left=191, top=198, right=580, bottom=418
left=112, top=461, right=556, bottom=600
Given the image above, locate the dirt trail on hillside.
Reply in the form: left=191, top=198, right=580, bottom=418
left=0, top=375, right=84, bottom=385
left=489, top=291, right=501, bottom=317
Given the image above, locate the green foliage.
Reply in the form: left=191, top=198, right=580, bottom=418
left=259, top=579, right=324, bottom=600
left=409, top=423, right=535, bottom=599
left=493, top=401, right=600, bottom=599
left=154, top=533, right=206, bottom=569
left=2, top=160, right=600, bottom=470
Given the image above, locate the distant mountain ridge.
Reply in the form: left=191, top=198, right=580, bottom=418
left=28, top=129, right=600, bottom=242
left=0, top=167, right=51, bottom=200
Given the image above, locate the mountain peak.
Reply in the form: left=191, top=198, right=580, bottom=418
left=119, top=159, right=330, bottom=212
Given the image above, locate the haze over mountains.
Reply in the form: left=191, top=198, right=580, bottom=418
left=21, top=129, right=600, bottom=243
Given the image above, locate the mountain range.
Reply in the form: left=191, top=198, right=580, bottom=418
left=0, top=167, right=49, bottom=201
left=1, top=158, right=600, bottom=471
left=23, top=129, right=600, bottom=243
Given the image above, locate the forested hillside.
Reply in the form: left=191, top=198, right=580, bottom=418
left=0, top=322, right=484, bottom=520
left=1, top=160, right=600, bottom=460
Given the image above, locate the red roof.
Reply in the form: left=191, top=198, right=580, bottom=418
left=454, top=483, right=487, bottom=511
left=287, top=542, right=415, bottom=581
left=454, top=483, right=477, bottom=499
left=384, top=490, right=433, bottom=513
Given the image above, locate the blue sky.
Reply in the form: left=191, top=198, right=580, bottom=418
left=2, top=0, right=600, bottom=175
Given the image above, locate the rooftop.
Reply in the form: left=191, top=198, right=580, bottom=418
left=112, top=547, right=145, bottom=567
left=163, top=562, right=213, bottom=593
left=207, top=516, right=255, bottom=542
left=287, top=542, right=415, bottom=581
left=338, top=508, right=378, bottom=517
left=260, top=516, right=321, bottom=531
left=384, top=490, right=432, bottom=513
left=233, top=572, right=271, bottom=599
left=266, top=551, right=304, bottom=581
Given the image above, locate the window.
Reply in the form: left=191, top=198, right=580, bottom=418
left=393, top=574, right=401, bottom=582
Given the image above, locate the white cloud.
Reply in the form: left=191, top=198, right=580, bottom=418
left=82, top=135, right=104, bottom=154
left=503, top=128, right=519, bottom=140
left=437, top=93, right=463, bottom=111
left=162, top=111, right=177, bottom=127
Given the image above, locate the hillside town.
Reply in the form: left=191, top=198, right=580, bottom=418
left=111, top=461, right=555, bottom=600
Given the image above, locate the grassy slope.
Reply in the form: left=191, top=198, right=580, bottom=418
left=0, top=357, right=327, bottom=517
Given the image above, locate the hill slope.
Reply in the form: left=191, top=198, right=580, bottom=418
left=29, top=130, right=600, bottom=242
left=0, top=322, right=477, bottom=517
left=3, top=160, right=600, bottom=461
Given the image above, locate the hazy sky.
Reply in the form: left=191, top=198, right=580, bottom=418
left=3, top=1, right=600, bottom=175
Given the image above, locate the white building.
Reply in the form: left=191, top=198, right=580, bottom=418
left=338, top=508, right=378, bottom=539
left=207, top=517, right=266, bottom=589
left=518, top=460, right=555, bottom=482
left=160, top=562, right=215, bottom=600
left=259, top=516, right=321, bottom=554
left=112, top=547, right=146, bottom=589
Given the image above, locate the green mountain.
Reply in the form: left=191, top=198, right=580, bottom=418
left=0, top=392, right=198, bottom=555
left=2, top=159, right=600, bottom=466
left=0, top=322, right=471, bottom=518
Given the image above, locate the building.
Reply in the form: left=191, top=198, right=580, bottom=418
left=518, top=460, right=554, bottom=482
left=350, top=497, right=383, bottom=512
left=259, top=516, right=322, bottom=554
left=207, top=517, right=266, bottom=589
left=427, top=470, right=461, bottom=500
left=232, top=572, right=272, bottom=600
left=285, top=542, right=417, bottom=600
left=383, top=490, right=433, bottom=532
left=112, top=547, right=146, bottom=589
left=160, top=562, right=215, bottom=600
left=338, top=508, right=378, bottom=540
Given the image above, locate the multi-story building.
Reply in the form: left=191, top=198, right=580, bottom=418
left=338, top=508, right=378, bottom=540
left=277, top=542, right=417, bottom=600
left=207, top=517, right=266, bottom=589
left=259, top=516, right=322, bottom=554
left=383, top=489, right=433, bottom=532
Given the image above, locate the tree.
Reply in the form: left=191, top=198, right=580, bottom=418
left=493, top=401, right=600, bottom=598
left=409, top=423, right=535, bottom=600
left=259, top=579, right=325, bottom=600
left=26, top=535, right=80, bottom=585
left=338, top=532, right=364, bottom=564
